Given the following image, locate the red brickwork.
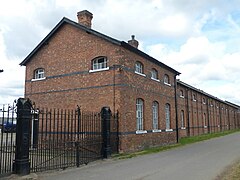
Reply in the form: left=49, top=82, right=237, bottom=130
left=24, top=21, right=179, bottom=152
left=22, top=13, right=240, bottom=153
left=177, top=81, right=240, bottom=139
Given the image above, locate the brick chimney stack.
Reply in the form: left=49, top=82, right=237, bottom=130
left=128, top=35, right=139, bottom=48
left=77, top=10, right=93, bottom=28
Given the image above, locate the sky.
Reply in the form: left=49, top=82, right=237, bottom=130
left=0, top=0, right=240, bottom=105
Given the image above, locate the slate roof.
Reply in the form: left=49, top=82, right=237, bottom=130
left=20, top=17, right=180, bottom=75
left=177, top=80, right=240, bottom=108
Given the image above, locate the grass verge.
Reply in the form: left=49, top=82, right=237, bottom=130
left=114, top=129, right=240, bottom=159
left=215, top=159, right=240, bottom=180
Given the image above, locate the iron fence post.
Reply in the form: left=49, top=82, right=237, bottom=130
left=13, top=98, right=32, bottom=175
left=32, top=109, right=39, bottom=148
left=75, top=142, right=80, bottom=167
left=76, top=106, right=81, bottom=167
left=101, top=107, right=111, bottom=158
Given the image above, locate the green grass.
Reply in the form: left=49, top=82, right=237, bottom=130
left=114, top=129, right=240, bottom=159
left=180, top=129, right=240, bottom=145
left=216, top=159, right=240, bottom=180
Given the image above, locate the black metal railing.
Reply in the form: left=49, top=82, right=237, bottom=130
left=1, top=98, right=119, bottom=176
left=0, top=102, right=17, bottom=177
left=29, top=106, right=119, bottom=172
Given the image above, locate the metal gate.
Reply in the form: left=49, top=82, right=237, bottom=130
left=0, top=98, right=119, bottom=177
left=0, top=101, right=17, bottom=177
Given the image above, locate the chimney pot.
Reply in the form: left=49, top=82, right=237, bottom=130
left=77, top=10, right=93, bottom=28
left=128, top=35, right=139, bottom=48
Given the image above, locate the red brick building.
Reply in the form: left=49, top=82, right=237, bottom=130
left=20, top=10, right=240, bottom=152
left=177, top=80, right=240, bottom=138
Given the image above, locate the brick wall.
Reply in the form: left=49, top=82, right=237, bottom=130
left=25, top=22, right=179, bottom=152
left=177, top=81, right=240, bottom=139
left=23, top=19, right=240, bottom=153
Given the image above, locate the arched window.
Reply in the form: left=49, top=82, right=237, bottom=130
left=34, top=68, right=45, bottom=79
left=164, top=74, right=170, bottom=84
left=136, top=98, right=144, bottom=131
left=180, top=90, right=184, bottom=97
left=202, top=98, right=206, bottom=104
left=193, top=94, right=196, bottom=101
left=181, top=110, right=185, bottom=128
left=151, top=68, right=158, bottom=80
left=135, top=61, right=143, bottom=74
left=152, top=101, right=159, bottom=130
left=165, top=103, right=171, bottom=129
left=92, top=56, right=108, bottom=70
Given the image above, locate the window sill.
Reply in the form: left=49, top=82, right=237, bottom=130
left=89, top=67, right=109, bottom=73
left=136, top=130, right=147, bottom=134
left=134, top=71, right=146, bottom=77
left=180, top=127, right=186, bottom=130
left=180, top=96, right=184, bottom=98
left=204, top=126, right=208, bottom=128
left=165, top=129, right=173, bottom=132
left=31, top=77, right=46, bottom=82
left=151, top=77, right=160, bottom=82
left=152, top=129, right=161, bottom=133
left=164, top=82, right=171, bottom=86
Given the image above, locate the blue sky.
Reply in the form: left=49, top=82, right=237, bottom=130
left=0, top=0, right=240, bottom=105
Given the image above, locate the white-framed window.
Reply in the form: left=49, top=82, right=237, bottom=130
left=181, top=110, right=185, bottom=128
left=164, top=74, right=170, bottom=85
left=92, top=56, right=108, bottom=71
left=135, top=61, right=143, bottom=74
left=34, top=68, right=45, bottom=80
left=180, top=90, right=184, bottom=98
left=151, top=68, right=158, bottom=80
left=152, top=101, right=159, bottom=130
left=136, top=98, right=144, bottom=131
left=165, top=103, right=171, bottom=130
left=202, top=98, right=206, bottom=104
left=193, top=94, right=196, bottom=101
left=203, top=113, right=207, bottom=128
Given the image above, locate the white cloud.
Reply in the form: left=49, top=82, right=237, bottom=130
left=0, top=31, right=25, bottom=104
left=158, top=13, right=189, bottom=36
left=146, top=34, right=240, bottom=104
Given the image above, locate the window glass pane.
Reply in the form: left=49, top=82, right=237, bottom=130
left=164, top=75, right=169, bottom=84
left=34, top=68, right=44, bottom=79
left=151, top=69, right=157, bottom=79
left=165, top=104, right=170, bottom=129
left=181, top=110, right=185, bottom=127
left=92, top=57, right=107, bottom=70
left=135, top=62, right=143, bottom=74
left=136, top=99, right=143, bottom=130
left=152, top=101, right=158, bottom=129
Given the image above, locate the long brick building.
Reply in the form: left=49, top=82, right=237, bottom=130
left=20, top=10, right=240, bottom=152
